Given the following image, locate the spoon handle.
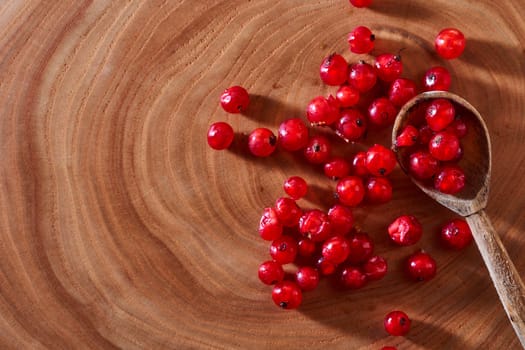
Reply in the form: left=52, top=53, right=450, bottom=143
left=466, top=210, right=525, bottom=348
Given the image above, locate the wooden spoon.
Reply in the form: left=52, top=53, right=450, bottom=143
left=392, top=90, right=525, bottom=347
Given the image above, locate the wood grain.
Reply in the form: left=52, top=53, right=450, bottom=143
left=1, top=1, right=525, bottom=349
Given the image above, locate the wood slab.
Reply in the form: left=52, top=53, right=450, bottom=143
left=1, top=1, right=524, bottom=349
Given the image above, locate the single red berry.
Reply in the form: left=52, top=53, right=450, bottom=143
left=348, top=61, right=377, bottom=93
left=388, top=78, right=417, bottom=108
left=248, top=128, right=277, bottom=157
left=270, top=235, right=298, bottom=264
left=220, top=86, right=250, bottom=113
left=317, top=256, right=337, bottom=276
left=295, top=266, right=320, bottom=291
left=363, top=255, right=388, bottom=281
left=284, top=176, right=308, bottom=200
left=435, top=28, right=466, bottom=59
left=258, top=260, right=285, bottom=285
left=320, top=53, right=349, bottom=86
left=336, top=85, right=360, bottom=108
left=395, top=125, right=419, bottom=147
left=407, top=250, right=437, bottom=281
left=274, top=197, right=302, bottom=227
left=304, top=135, right=332, bottom=164
left=340, top=266, right=367, bottom=289
left=348, top=26, right=375, bottom=54
left=446, top=118, right=468, bottom=138
left=349, top=0, right=372, bottom=7
left=388, top=215, right=423, bottom=246
left=429, top=131, right=460, bottom=161
left=327, top=204, right=354, bottom=236
left=384, top=310, right=411, bottom=336
left=368, top=97, right=397, bottom=128
left=419, top=124, right=435, bottom=145
left=409, top=150, right=440, bottom=180
left=335, top=109, right=367, bottom=142
left=306, top=96, right=340, bottom=126
left=336, top=176, right=366, bottom=207
left=425, top=98, right=455, bottom=131
left=272, top=281, right=302, bottom=309
left=440, top=219, right=473, bottom=250
left=351, top=152, right=369, bottom=177
left=434, top=165, right=465, bottom=194
left=322, top=235, right=351, bottom=264
left=365, top=176, right=393, bottom=204
left=259, top=207, right=283, bottom=241
left=324, top=157, right=351, bottom=180
left=374, top=53, right=403, bottom=82
left=298, top=238, right=317, bottom=257
left=207, top=122, right=235, bottom=150
left=299, top=210, right=332, bottom=242
left=278, top=118, right=309, bottom=152
left=346, top=231, right=374, bottom=265
left=366, top=144, right=397, bottom=176
left=423, top=66, right=451, bottom=91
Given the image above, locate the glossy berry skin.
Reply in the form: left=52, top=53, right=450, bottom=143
left=207, top=122, right=235, bottom=150
left=248, top=128, right=277, bottom=157
left=220, top=86, right=249, bottom=113
left=365, top=176, right=393, bottom=204
left=363, top=255, right=388, bottom=281
left=324, top=157, right=351, bottom=180
left=384, top=310, right=411, bottom=336
left=327, top=204, right=354, bottom=236
left=435, top=28, right=466, bottom=59
left=419, top=124, right=435, bottom=145
left=320, top=54, right=349, bottom=86
left=348, top=62, right=377, bottom=93
left=274, top=197, right=302, bottom=227
left=368, top=97, right=397, bottom=128
left=297, top=238, right=317, bottom=257
left=317, top=257, right=337, bottom=276
left=336, top=176, right=366, bottom=207
left=335, top=109, right=367, bottom=142
left=446, top=118, right=468, bottom=138
left=304, top=135, right=332, bottom=164
left=347, top=232, right=374, bottom=265
left=307, top=96, right=339, bottom=126
left=388, top=215, right=423, bottom=246
left=272, top=281, right=302, bottom=309
left=426, top=98, right=455, bottom=131
left=322, top=236, right=351, bottom=264
left=441, top=219, right=473, bottom=250
left=348, top=26, right=375, bottom=54
left=349, top=0, right=372, bottom=7
left=407, top=251, right=437, bottom=281
left=351, top=152, right=369, bottom=177
left=374, top=53, right=403, bottom=82
left=395, top=125, right=419, bottom=147
left=278, top=118, right=309, bottom=152
left=284, top=176, right=308, bottom=200
left=340, top=266, right=367, bottom=289
left=434, top=165, right=465, bottom=194
left=258, top=261, right=285, bottom=285
left=429, top=131, right=460, bottom=161
left=409, top=151, right=440, bottom=180
left=388, top=78, right=417, bottom=108
left=366, top=144, right=397, bottom=176
left=299, top=210, right=332, bottom=242
left=259, top=207, right=283, bottom=241
left=336, top=85, right=360, bottom=108
left=423, top=66, right=451, bottom=91
left=270, top=235, right=298, bottom=265
left=295, top=266, right=320, bottom=291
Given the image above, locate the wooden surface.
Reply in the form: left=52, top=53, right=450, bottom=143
left=1, top=1, right=525, bottom=349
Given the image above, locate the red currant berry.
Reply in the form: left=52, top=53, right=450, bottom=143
left=207, top=122, right=235, bottom=150
left=335, top=109, right=367, bottom=142
left=259, top=207, right=283, bottom=241
left=407, top=251, right=437, bottom=281
left=274, top=197, right=302, bottom=227
left=374, top=53, right=403, bottom=82
left=429, top=131, right=460, bottom=161
left=306, top=96, right=339, bottom=126
left=446, top=118, right=468, bottom=138
left=299, top=210, right=332, bottom=242
left=284, top=176, right=308, bottom=200
left=365, top=176, right=393, bottom=204
left=366, top=144, right=397, bottom=176
left=388, top=78, right=417, bottom=108
left=320, top=53, right=349, bottom=86
left=423, top=66, right=451, bottom=91
left=258, top=260, right=285, bottom=285
left=220, top=86, right=250, bottom=113
left=348, top=61, right=377, bottom=93
left=304, top=135, right=332, bottom=164
left=409, top=150, right=439, bottom=180
left=435, top=28, right=466, bottom=60
left=395, top=125, right=419, bottom=147
left=322, top=235, right=351, bottom=264
left=248, top=128, right=277, bottom=157
left=340, top=266, right=367, bottom=289
left=270, top=235, right=298, bottom=264
left=336, top=85, right=360, bottom=108
left=272, top=281, right=302, bottom=309
left=388, top=215, right=423, bottom=246
left=434, top=165, right=465, bottom=194
left=317, top=256, right=337, bottom=276
left=298, top=238, right=317, bottom=257
left=348, top=26, right=375, bottom=54
left=425, top=98, right=455, bottom=131
left=349, top=0, right=372, bottom=7
left=347, top=231, right=374, bottom=265
left=278, top=118, right=309, bottom=152
left=384, top=310, right=411, bottom=336
left=295, top=266, right=320, bottom=291
left=327, top=204, right=354, bottom=236
left=440, top=219, right=473, bottom=250
left=351, top=151, right=369, bottom=177
left=363, top=255, right=388, bottom=281
left=368, top=97, right=397, bottom=128
left=324, top=157, right=351, bottom=180
left=336, top=176, right=366, bottom=207
left=418, top=124, right=435, bottom=145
